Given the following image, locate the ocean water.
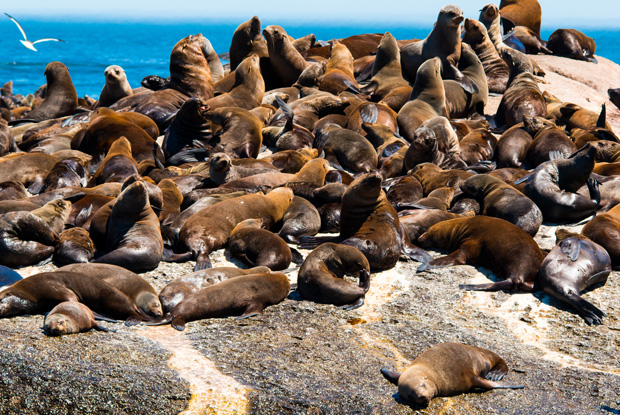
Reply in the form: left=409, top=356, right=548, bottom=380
left=1, top=17, right=619, bottom=99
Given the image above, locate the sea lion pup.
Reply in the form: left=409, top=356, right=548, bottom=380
left=499, top=0, right=542, bottom=36
left=494, top=48, right=546, bottom=128
left=204, top=54, right=264, bottom=110
left=208, top=153, right=277, bottom=185
left=93, top=181, right=163, bottom=273
left=397, top=187, right=454, bottom=211
left=462, top=18, right=510, bottom=94
left=44, top=301, right=113, bottom=336
left=459, top=174, right=542, bottom=236
left=179, top=187, right=294, bottom=270
left=0, top=271, right=148, bottom=324
left=418, top=216, right=544, bottom=291
left=397, top=58, right=449, bottom=141
left=19, top=62, right=78, bottom=123
left=53, top=227, right=95, bottom=265
left=151, top=272, right=290, bottom=331
left=547, top=29, right=597, bottom=63
left=203, top=107, right=263, bottom=159
left=381, top=342, right=524, bottom=406
left=278, top=195, right=321, bottom=243
left=361, top=32, right=410, bottom=107
left=263, top=25, right=310, bottom=87
left=90, top=137, right=138, bottom=185
left=318, top=40, right=359, bottom=95
left=443, top=43, right=488, bottom=119
left=162, top=98, right=211, bottom=159
left=158, top=266, right=270, bottom=313
left=301, top=171, right=431, bottom=271
left=57, top=263, right=163, bottom=317
left=297, top=242, right=370, bottom=310
left=95, top=65, right=132, bottom=108
left=400, top=5, right=477, bottom=94
left=538, top=229, right=611, bottom=325
left=520, top=144, right=599, bottom=223
left=227, top=219, right=301, bottom=271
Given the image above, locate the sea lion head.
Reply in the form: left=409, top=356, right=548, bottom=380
left=234, top=54, right=262, bottom=87
left=411, top=127, right=438, bottom=153
left=479, top=3, right=499, bottom=22
left=135, top=291, right=163, bottom=317
left=177, top=97, right=210, bottom=124
left=462, top=18, right=487, bottom=44
left=398, top=367, right=438, bottom=406
left=438, top=4, right=464, bottom=28
left=209, top=153, right=232, bottom=174
left=44, top=313, right=78, bottom=336
left=104, top=65, right=126, bottom=84
left=262, top=25, right=289, bottom=50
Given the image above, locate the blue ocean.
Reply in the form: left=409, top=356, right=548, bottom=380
left=1, top=17, right=619, bottom=99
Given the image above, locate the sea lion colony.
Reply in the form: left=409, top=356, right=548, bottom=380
left=0, top=0, right=616, bottom=406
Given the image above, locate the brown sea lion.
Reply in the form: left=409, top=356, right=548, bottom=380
left=539, top=229, right=611, bottom=325
left=262, top=97, right=315, bottom=151
left=499, top=0, right=542, bottom=36
left=229, top=16, right=268, bottom=70
left=264, top=148, right=318, bottom=174
left=278, top=195, right=321, bottom=243
left=227, top=219, right=298, bottom=271
left=547, top=29, right=597, bottom=63
left=208, top=153, right=276, bottom=186
left=316, top=124, right=378, bottom=174
left=0, top=119, right=16, bottom=156
left=263, top=25, right=310, bottom=87
left=157, top=178, right=183, bottom=225
left=443, top=43, right=488, bottom=118
left=91, top=136, right=138, bottom=185
left=44, top=301, right=113, bottom=336
left=0, top=210, right=59, bottom=267
left=463, top=18, right=510, bottom=94
left=548, top=101, right=610, bottom=132
left=523, top=116, right=576, bottom=168
left=460, top=174, right=542, bottom=236
left=384, top=176, right=424, bottom=209
left=458, top=128, right=497, bottom=166
left=205, top=54, right=264, bottom=110
left=297, top=242, right=370, bottom=310
left=411, top=163, right=473, bottom=194
left=162, top=97, right=211, bottom=159
left=521, top=144, right=599, bottom=223
left=381, top=342, right=523, bottom=406
left=400, top=5, right=477, bottom=94
left=494, top=48, right=546, bottom=128
left=418, top=215, right=544, bottom=291
left=179, top=187, right=294, bottom=269
left=37, top=157, right=89, bottom=194
left=278, top=94, right=349, bottom=132
left=58, top=263, right=163, bottom=317
left=319, top=40, right=359, bottom=95
left=0, top=271, right=147, bottom=324
left=494, top=122, right=533, bottom=168
left=512, top=26, right=552, bottom=55
left=152, top=272, right=290, bottom=331
left=93, top=181, right=163, bottom=273
left=167, top=33, right=214, bottom=101
left=158, top=266, right=271, bottom=313
left=95, top=65, right=132, bottom=108
left=399, top=209, right=471, bottom=243
left=53, top=227, right=95, bottom=265
left=0, top=152, right=58, bottom=190
left=204, top=107, right=263, bottom=159
left=0, top=181, right=27, bottom=201
left=20, top=62, right=77, bottom=122
left=398, top=57, right=449, bottom=141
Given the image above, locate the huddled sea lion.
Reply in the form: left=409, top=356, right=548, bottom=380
left=547, top=29, right=597, bottom=63
left=381, top=342, right=523, bottom=406
left=44, top=301, right=113, bottom=336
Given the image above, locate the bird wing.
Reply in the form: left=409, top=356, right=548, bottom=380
left=4, top=13, right=28, bottom=41
left=32, top=38, right=67, bottom=44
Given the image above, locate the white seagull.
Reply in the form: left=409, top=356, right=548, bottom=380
left=4, top=13, right=66, bottom=51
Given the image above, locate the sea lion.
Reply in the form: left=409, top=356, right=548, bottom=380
left=319, top=40, right=359, bottom=95
left=582, top=202, right=620, bottom=268
left=229, top=16, right=268, bottom=70
left=316, top=124, right=378, bottom=174
left=297, top=242, right=370, bottom=310
left=494, top=122, right=533, bottom=168
left=162, top=97, right=211, bottom=159
left=512, top=26, right=552, bottom=55
left=0, top=181, right=27, bottom=201
left=0, top=119, right=16, bottom=156
left=95, top=65, right=132, bottom=108
left=208, top=153, right=277, bottom=186
left=205, top=54, right=264, bottom=110
left=158, top=266, right=271, bottom=313
left=58, top=263, right=163, bottom=317
left=499, top=0, right=542, bottom=36
left=443, top=43, right=488, bottom=118
left=301, top=171, right=431, bottom=271
left=262, top=97, right=315, bottom=151
left=36, top=157, right=89, bottom=194
left=411, top=163, right=473, bottom=194
left=398, top=187, right=454, bottom=211
left=44, top=301, right=113, bottom=336
left=20, top=62, right=77, bottom=122
left=204, top=107, right=263, bottom=159
left=400, top=5, right=477, bottom=93
left=460, top=174, right=542, bottom=236
left=0, top=270, right=147, bottom=324
left=418, top=215, right=544, bottom=291
left=227, top=219, right=299, bottom=271
left=263, top=25, right=310, bottom=87
left=521, top=144, right=599, bottom=223
left=278, top=195, right=321, bottom=243
left=399, top=209, right=471, bottom=243
left=91, top=136, right=138, bottom=185
left=53, top=227, right=95, bottom=265
left=93, top=180, right=163, bottom=273
left=523, top=116, right=576, bottom=168
left=462, top=18, right=510, bottom=94
left=0, top=152, right=59, bottom=190
left=152, top=272, right=290, bottom=331
left=157, top=178, right=183, bottom=225
left=539, top=229, right=611, bottom=325
left=384, top=176, right=424, bottom=209
left=262, top=148, right=318, bottom=174
left=547, top=29, right=597, bottom=63
left=458, top=128, right=497, bottom=166
left=381, top=342, right=523, bottom=406
left=167, top=33, right=214, bottom=101
left=494, top=48, right=546, bottom=128
left=0, top=265, right=22, bottom=289
left=179, top=187, right=294, bottom=269
left=397, top=57, right=449, bottom=141
left=276, top=94, right=349, bottom=132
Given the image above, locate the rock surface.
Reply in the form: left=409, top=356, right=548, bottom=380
left=1, top=55, right=620, bottom=415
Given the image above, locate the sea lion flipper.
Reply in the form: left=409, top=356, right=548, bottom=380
left=162, top=248, right=193, bottom=263
left=563, top=292, right=607, bottom=325
left=27, top=177, right=45, bottom=195
left=124, top=315, right=142, bottom=326
left=359, top=103, right=379, bottom=124
left=194, top=252, right=213, bottom=271
left=452, top=66, right=479, bottom=94
left=290, top=248, right=304, bottom=266
left=380, top=367, right=401, bottom=385
left=485, top=360, right=509, bottom=382
left=339, top=297, right=364, bottom=311
left=93, top=322, right=115, bottom=333
left=587, top=178, right=601, bottom=206
left=92, top=312, right=120, bottom=323
left=171, top=316, right=186, bottom=331
left=402, top=241, right=433, bottom=264
left=559, top=239, right=581, bottom=261
left=459, top=279, right=515, bottom=292
left=472, top=375, right=524, bottom=390
left=275, top=95, right=294, bottom=132
left=74, top=205, right=93, bottom=228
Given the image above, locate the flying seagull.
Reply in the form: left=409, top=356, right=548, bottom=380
left=4, top=13, right=66, bottom=51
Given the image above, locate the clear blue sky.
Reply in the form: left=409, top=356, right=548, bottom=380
left=5, top=0, right=620, bottom=27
